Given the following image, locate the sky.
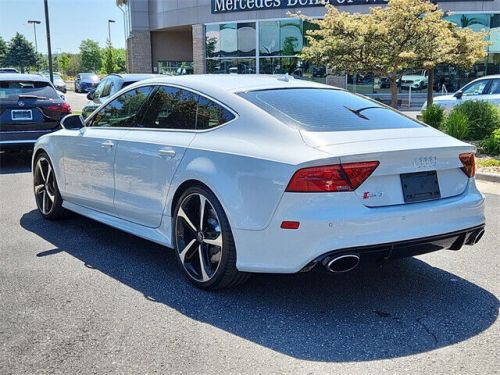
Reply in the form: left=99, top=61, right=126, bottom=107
left=0, top=0, right=126, bottom=54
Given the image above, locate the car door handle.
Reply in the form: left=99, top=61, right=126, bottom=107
left=101, top=140, right=115, bottom=149
left=158, top=148, right=176, bottom=158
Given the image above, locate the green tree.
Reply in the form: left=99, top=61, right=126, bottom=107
left=102, top=39, right=116, bottom=74
left=298, top=0, right=488, bottom=108
left=0, top=36, right=7, bottom=66
left=4, top=33, right=38, bottom=72
left=66, top=54, right=82, bottom=77
left=114, top=48, right=127, bottom=73
left=79, top=39, right=101, bottom=72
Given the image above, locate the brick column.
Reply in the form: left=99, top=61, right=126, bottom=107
left=192, top=24, right=206, bottom=74
left=126, top=30, right=152, bottom=73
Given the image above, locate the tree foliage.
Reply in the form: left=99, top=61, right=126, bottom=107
left=79, top=39, right=101, bottom=72
left=299, top=0, right=488, bottom=108
left=4, top=33, right=38, bottom=72
left=0, top=36, right=7, bottom=66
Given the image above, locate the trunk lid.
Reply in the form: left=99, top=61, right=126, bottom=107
left=300, top=127, right=473, bottom=207
left=0, top=98, right=63, bottom=132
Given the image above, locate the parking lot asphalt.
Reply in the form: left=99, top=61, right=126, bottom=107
left=64, top=90, right=88, bottom=113
left=0, top=152, right=499, bottom=374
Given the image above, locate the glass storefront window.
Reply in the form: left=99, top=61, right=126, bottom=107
left=220, top=23, right=237, bottom=57
left=280, top=20, right=303, bottom=56
left=206, top=58, right=256, bottom=74
left=206, top=24, right=221, bottom=58
left=259, top=21, right=280, bottom=56
left=158, top=61, right=193, bottom=75
left=238, top=23, right=256, bottom=57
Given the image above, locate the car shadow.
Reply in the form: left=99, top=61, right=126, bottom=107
left=0, top=151, right=32, bottom=174
left=20, top=209, right=498, bottom=362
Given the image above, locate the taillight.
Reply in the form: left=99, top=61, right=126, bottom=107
left=459, top=153, right=475, bottom=177
left=42, top=102, right=71, bottom=119
left=286, top=161, right=379, bottom=192
left=47, top=102, right=71, bottom=113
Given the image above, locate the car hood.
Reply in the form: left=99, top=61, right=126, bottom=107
left=401, top=75, right=426, bottom=81
left=433, top=94, right=456, bottom=102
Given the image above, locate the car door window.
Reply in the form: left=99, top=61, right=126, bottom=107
left=140, top=86, right=197, bottom=130
left=101, top=79, right=113, bottom=98
left=486, top=79, right=500, bottom=95
left=93, top=78, right=107, bottom=99
left=197, top=96, right=235, bottom=130
left=462, top=80, right=489, bottom=96
left=91, top=86, right=154, bottom=128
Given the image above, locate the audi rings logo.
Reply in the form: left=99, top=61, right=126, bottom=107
left=414, top=156, right=437, bottom=169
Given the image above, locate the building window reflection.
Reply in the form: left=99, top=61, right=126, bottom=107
left=205, top=14, right=499, bottom=99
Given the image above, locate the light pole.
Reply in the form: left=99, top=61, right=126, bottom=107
left=27, top=20, right=41, bottom=52
left=108, top=19, right=116, bottom=44
left=44, top=0, right=53, bottom=83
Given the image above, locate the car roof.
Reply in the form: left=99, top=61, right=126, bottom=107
left=110, top=73, right=159, bottom=82
left=0, top=73, right=51, bottom=82
left=470, top=74, right=500, bottom=82
left=135, top=74, right=332, bottom=95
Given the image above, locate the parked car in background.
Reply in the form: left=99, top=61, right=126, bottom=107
left=422, top=75, right=500, bottom=111
left=400, top=70, right=428, bottom=90
left=40, top=72, right=67, bottom=93
left=33, top=75, right=484, bottom=289
left=0, top=68, right=19, bottom=73
left=74, top=73, right=100, bottom=93
left=0, top=74, right=71, bottom=151
left=82, top=73, right=157, bottom=118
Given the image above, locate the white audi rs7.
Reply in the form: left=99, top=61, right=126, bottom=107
left=32, top=75, right=485, bottom=289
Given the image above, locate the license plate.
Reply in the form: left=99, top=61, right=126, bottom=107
left=11, top=109, right=33, bottom=121
left=400, top=171, right=441, bottom=203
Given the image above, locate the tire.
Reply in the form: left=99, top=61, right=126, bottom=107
left=173, top=186, right=250, bottom=290
left=33, top=152, right=68, bottom=220
left=75, top=84, right=79, bottom=93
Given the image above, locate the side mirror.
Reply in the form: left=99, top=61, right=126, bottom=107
left=61, top=114, right=84, bottom=130
left=454, top=90, right=463, bottom=99
left=86, top=89, right=95, bottom=100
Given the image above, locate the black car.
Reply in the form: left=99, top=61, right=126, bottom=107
left=0, top=74, right=71, bottom=150
left=74, top=73, right=100, bottom=93
left=82, top=73, right=157, bottom=118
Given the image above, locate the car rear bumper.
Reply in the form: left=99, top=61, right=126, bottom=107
left=0, top=130, right=54, bottom=149
left=233, top=180, right=485, bottom=273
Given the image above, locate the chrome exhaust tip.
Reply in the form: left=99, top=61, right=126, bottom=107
left=474, top=229, right=485, bottom=244
left=325, top=254, right=360, bottom=273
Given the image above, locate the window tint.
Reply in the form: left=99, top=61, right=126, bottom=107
left=0, top=80, right=60, bottom=101
left=197, top=96, right=235, bottom=129
left=92, top=86, right=153, bottom=128
left=101, top=79, right=113, bottom=98
left=93, top=78, right=107, bottom=99
left=239, top=89, right=423, bottom=132
left=462, top=80, right=488, bottom=96
left=140, top=86, right=197, bottom=130
left=486, top=79, right=500, bottom=95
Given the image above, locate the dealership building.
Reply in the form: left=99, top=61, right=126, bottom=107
left=123, top=0, right=500, bottom=97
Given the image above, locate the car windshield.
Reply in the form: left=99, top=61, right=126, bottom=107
left=239, top=88, right=423, bottom=132
left=81, top=73, right=97, bottom=80
left=0, top=80, right=60, bottom=101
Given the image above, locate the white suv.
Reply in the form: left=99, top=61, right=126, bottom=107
left=423, top=75, right=500, bottom=111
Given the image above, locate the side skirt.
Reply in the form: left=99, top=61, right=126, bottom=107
left=62, top=201, right=173, bottom=248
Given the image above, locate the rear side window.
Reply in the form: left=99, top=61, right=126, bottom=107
left=91, top=86, right=153, bottom=128
left=0, top=80, right=60, bottom=101
left=239, top=88, right=423, bottom=132
left=140, top=86, right=198, bottom=130
left=197, top=96, right=235, bottom=130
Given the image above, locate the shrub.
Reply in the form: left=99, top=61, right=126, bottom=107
left=480, top=129, right=500, bottom=156
left=453, top=101, right=500, bottom=140
left=443, top=109, right=469, bottom=140
left=421, top=104, right=445, bottom=129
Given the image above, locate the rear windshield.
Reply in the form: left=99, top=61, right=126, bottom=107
left=239, top=88, right=423, bottom=132
left=0, top=80, right=60, bottom=101
left=81, top=73, right=97, bottom=80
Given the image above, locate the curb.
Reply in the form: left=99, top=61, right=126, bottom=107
left=476, top=172, right=500, bottom=183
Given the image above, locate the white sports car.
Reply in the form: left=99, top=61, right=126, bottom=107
left=32, top=75, right=485, bottom=289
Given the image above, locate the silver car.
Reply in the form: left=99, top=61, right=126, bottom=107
left=423, top=74, right=500, bottom=111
